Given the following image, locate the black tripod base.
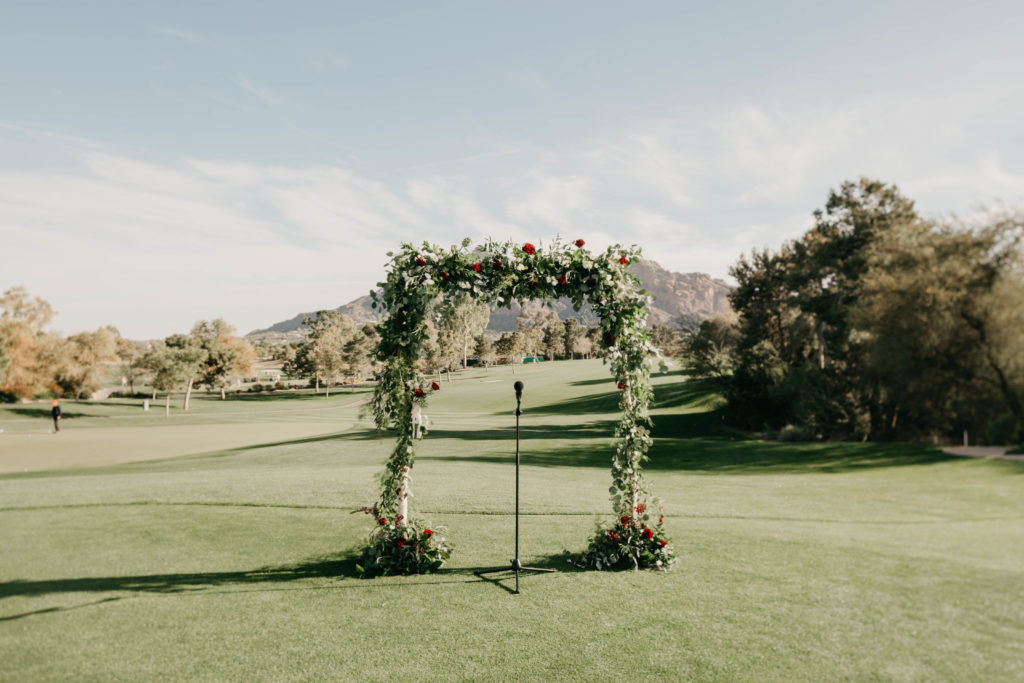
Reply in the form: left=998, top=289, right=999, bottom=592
left=474, top=559, right=558, bottom=593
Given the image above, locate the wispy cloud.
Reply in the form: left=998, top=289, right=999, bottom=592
left=235, top=74, right=286, bottom=106
left=154, top=26, right=240, bottom=56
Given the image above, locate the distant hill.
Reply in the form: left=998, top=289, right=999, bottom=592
left=247, top=259, right=732, bottom=339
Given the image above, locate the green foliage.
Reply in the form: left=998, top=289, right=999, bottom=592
left=356, top=515, right=452, bottom=577
left=985, top=413, right=1020, bottom=446
left=681, top=315, right=738, bottom=378
left=574, top=500, right=676, bottom=571
left=725, top=178, right=1024, bottom=442
left=369, top=237, right=670, bottom=570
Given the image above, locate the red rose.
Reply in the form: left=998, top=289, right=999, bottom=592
left=529, top=279, right=538, bottom=288
left=493, top=258, right=503, bottom=270
left=423, top=529, right=433, bottom=537
left=659, top=539, right=668, bottom=547
left=416, top=257, right=427, bottom=266
left=558, top=275, right=567, bottom=285
left=620, top=516, right=630, bottom=524
left=523, top=243, right=536, bottom=255
left=575, top=239, right=585, bottom=248
left=617, top=382, right=625, bottom=390
left=474, top=262, right=482, bottom=272
left=642, top=528, right=654, bottom=539
left=431, top=381, right=440, bottom=391
left=636, top=503, right=646, bottom=514
left=442, top=271, right=449, bottom=279
left=378, top=518, right=387, bottom=525
left=610, top=531, right=620, bottom=541
left=620, top=256, right=629, bottom=265
left=603, top=333, right=615, bottom=346
left=397, top=539, right=406, bottom=547
left=659, top=514, right=664, bottom=525
left=414, top=388, right=425, bottom=397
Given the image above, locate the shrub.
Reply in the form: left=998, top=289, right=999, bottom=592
left=250, top=383, right=264, bottom=393
left=274, top=381, right=287, bottom=391
left=779, top=424, right=817, bottom=442
left=985, top=413, right=1020, bottom=446
left=356, top=516, right=452, bottom=578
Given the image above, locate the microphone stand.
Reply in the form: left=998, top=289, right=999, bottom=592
left=474, top=381, right=557, bottom=594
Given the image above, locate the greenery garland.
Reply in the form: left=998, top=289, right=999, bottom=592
left=362, top=237, right=674, bottom=574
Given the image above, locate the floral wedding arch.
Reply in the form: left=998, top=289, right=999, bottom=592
left=357, top=237, right=675, bottom=576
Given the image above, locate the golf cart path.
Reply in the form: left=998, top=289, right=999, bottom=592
left=942, top=446, right=1024, bottom=462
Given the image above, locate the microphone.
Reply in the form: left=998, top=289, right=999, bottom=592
left=514, top=381, right=524, bottom=401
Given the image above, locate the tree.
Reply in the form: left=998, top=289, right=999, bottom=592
left=563, top=318, right=585, bottom=359
left=302, top=311, right=356, bottom=396
left=0, top=332, right=9, bottom=386
left=0, top=286, right=56, bottom=394
left=343, top=324, right=378, bottom=382
left=164, top=333, right=207, bottom=411
left=494, top=331, right=523, bottom=366
left=651, top=324, right=684, bottom=358
left=116, top=337, right=148, bottom=395
left=516, top=304, right=555, bottom=359
left=474, top=333, right=495, bottom=368
left=542, top=313, right=565, bottom=360
left=57, top=326, right=119, bottom=399
left=191, top=319, right=255, bottom=399
left=856, top=213, right=1024, bottom=440
left=682, top=316, right=739, bottom=379
left=438, top=294, right=490, bottom=369
left=143, top=337, right=205, bottom=417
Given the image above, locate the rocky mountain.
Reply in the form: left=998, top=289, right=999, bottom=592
left=247, top=259, right=732, bottom=339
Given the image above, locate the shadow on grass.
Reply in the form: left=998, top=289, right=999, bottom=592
left=424, top=434, right=957, bottom=474
left=0, top=552, right=525, bottom=615
left=211, top=389, right=372, bottom=403
left=8, top=407, right=87, bottom=420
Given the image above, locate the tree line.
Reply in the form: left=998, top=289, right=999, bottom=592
left=682, top=178, right=1024, bottom=445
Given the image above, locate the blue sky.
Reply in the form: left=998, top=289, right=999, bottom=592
left=2, top=1, right=1023, bottom=338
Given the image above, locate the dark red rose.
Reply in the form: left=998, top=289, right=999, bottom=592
left=603, top=333, right=615, bottom=346
left=659, top=514, right=664, bottom=525
left=529, top=279, right=538, bottom=288
left=431, top=381, right=440, bottom=391
left=610, top=531, right=620, bottom=541
left=378, top=518, right=387, bottom=525
left=416, top=257, right=427, bottom=266
left=620, top=256, right=629, bottom=265
left=642, top=528, right=654, bottom=539
left=523, top=243, right=536, bottom=255
left=659, top=539, right=668, bottom=547
left=442, top=271, right=449, bottom=279
left=575, top=239, right=585, bottom=248
left=397, top=539, right=407, bottom=547
left=558, top=275, right=567, bottom=285
left=397, top=514, right=404, bottom=521
left=474, top=262, right=482, bottom=271
left=586, top=277, right=596, bottom=287
left=620, top=516, right=630, bottom=524
left=636, top=503, right=646, bottom=514
left=423, top=529, right=433, bottom=537
left=493, top=258, right=503, bottom=270
left=414, top=388, right=425, bottom=397
left=617, top=382, right=625, bottom=390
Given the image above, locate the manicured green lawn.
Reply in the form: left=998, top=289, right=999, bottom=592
left=1, top=360, right=1022, bottom=680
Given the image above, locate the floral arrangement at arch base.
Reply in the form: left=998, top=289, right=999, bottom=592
left=354, top=506, right=453, bottom=577
left=363, top=236, right=676, bottom=574
left=571, top=500, right=677, bottom=571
